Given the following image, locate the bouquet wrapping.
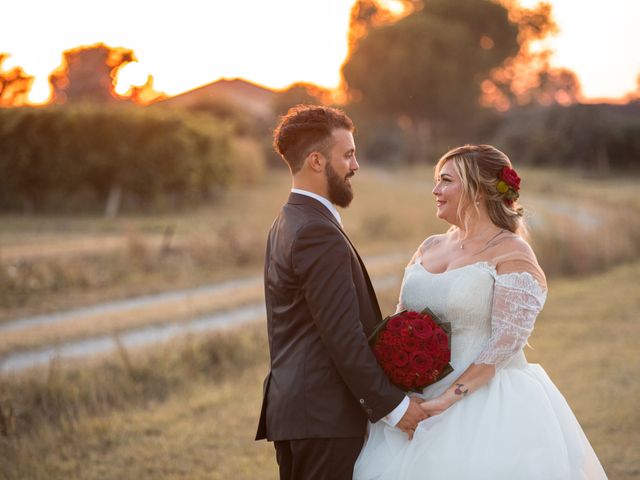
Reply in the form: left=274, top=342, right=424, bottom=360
left=368, top=308, right=453, bottom=392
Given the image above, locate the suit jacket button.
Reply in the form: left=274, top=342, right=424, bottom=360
left=366, top=408, right=373, bottom=415
left=359, top=399, right=365, bottom=404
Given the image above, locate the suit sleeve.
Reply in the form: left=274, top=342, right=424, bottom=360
left=292, top=221, right=404, bottom=422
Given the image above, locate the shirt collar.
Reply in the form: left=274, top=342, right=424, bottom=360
left=291, top=188, right=342, bottom=226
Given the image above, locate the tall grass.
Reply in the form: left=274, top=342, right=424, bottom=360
left=1, top=262, right=639, bottom=479
left=0, top=228, right=266, bottom=320
left=532, top=212, right=640, bottom=277
left=0, top=324, right=268, bottom=441
left=2, top=166, right=639, bottom=320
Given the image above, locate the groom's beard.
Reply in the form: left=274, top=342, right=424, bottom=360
left=325, top=161, right=354, bottom=208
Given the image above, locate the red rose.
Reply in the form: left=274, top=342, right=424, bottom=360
left=392, top=350, right=409, bottom=367
left=411, top=318, right=433, bottom=340
left=387, top=316, right=404, bottom=332
left=409, top=351, right=434, bottom=374
left=382, top=343, right=395, bottom=356
left=401, top=336, right=421, bottom=353
left=379, top=331, right=394, bottom=344
left=501, top=167, right=521, bottom=190
left=407, top=373, right=419, bottom=388
left=374, top=344, right=392, bottom=362
left=369, top=309, right=452, bottom=391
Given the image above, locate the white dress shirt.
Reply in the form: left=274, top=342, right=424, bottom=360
left=291, top=188, right=342, bottom=225
left=290, top=188, right=410, bottom=427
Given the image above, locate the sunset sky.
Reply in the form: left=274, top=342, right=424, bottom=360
left=1, top=0, right=638, bottom=104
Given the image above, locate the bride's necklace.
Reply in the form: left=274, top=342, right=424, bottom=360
left=459, top=228, right=506, bottom=252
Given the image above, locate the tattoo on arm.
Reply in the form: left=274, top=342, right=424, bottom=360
left=454, top=383, right=469, bottom=397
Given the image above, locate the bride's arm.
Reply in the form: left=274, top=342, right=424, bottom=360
left=418, top=363, right=496, bottom=417
left=420, top=247, right=547, bottom=417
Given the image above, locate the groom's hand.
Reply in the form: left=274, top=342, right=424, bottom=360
left=396, top=397, right=428, bottom=440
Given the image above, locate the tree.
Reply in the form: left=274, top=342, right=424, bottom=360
left=272, top=82, right=330, bottom=116
left=480, top=1, right=580, bottom=109
left=342, top=0, right=519, bottom=162
left=0, top=54, right=33, bottom=107
left=49, top=43, right=135, bottom=104
left=0, top=106, right=235, bottom=214
left=626, top=72, right=640, bottom=102
left=125, top=75, right=166, bottom=105
left=346, top=0, right=418, bottom=53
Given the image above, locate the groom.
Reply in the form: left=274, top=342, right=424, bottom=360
left=255, top=105, right=426, bottom=479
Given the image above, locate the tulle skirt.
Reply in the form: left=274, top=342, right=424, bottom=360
left=354, top=364, right=607, bottom=480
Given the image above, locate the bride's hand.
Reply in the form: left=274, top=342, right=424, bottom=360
left=419, top=394, right=454, bottom=418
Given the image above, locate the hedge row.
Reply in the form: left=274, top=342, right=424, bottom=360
left=492, top=103, right=640, bottom=171
left=0, top=105, right=234, bottom=213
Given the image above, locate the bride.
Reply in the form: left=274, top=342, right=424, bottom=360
left=354, top=145, right=607, bottom=479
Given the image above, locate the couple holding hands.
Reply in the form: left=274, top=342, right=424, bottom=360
left=255, top=105, right=606, bottom=480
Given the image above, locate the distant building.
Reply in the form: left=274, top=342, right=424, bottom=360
left=156, top=78, right=277, bottom=119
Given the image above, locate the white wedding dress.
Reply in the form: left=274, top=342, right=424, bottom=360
left=354, top=260, right=607, bottom=480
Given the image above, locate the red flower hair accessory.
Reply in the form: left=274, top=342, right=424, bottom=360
left=496, top=166, right=521, bottom=205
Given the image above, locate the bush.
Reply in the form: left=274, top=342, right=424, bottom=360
left=491, top=103, right=640, bottom=171
left=0, top=105, right=236, bottom=213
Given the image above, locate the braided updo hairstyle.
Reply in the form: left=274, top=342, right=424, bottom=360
left=273, top=105, right=354, bottom=174
left=435, top=144, right=526, bottom=236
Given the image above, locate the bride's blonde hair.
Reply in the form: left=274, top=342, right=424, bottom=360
left=434, top=144, right=527, bottom=237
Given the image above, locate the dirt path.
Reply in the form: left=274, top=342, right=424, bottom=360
left=0, top=253, right=405, bottom=374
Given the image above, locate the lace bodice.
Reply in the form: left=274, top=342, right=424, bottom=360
left=399, top=260, right=547, bottom=394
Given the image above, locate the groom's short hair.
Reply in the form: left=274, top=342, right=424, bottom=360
left=273, top=104, right=354, bottom=174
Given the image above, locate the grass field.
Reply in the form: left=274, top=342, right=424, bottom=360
left=2, top=166, right=639, bottom=321
left=1, top=261, right=638, bottom=479
left=1, top=165, right=639, bottom=479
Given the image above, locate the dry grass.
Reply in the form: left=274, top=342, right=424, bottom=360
left=2, top=167, right=639, bottom=321
left=0, top=366, right=276, bottom=480
left=1, top=261, right=639, bottom=479
left=525, top=262, right=640, bottom=480
left=0, top=255, right=404, bottom=356
left=0, top=282, right=263, bottom=356
left=0, top=322, right=270, bottom=439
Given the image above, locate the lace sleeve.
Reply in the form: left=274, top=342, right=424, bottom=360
left=474, top=271, right=547, bottom=368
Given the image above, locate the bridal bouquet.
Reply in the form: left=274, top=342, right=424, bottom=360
left=368, top=308, right=453, bottom=392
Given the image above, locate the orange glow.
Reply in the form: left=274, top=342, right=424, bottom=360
left=378, top=0, right=410, bottom=16
left=1, top=0, right=638, bottom=105
left=114, top=62, right=149, bottom=95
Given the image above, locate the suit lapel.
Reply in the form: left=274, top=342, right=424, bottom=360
left=341, top=234, right=383, bottom=321
left=287, top=193, right=383, bottom=320
left=287, top=192, right=342, bottom=230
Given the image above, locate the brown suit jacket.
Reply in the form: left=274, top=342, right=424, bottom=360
left=255, top=193, right=404, bottom=441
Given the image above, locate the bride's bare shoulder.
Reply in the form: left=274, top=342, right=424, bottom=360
left=406, top=233, right=448, bottom=266
left=421, top=233, right=448, bottom=252
left=492, top=235, right=546, bottom=288
left=495, top=234, right=536, bottom=257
